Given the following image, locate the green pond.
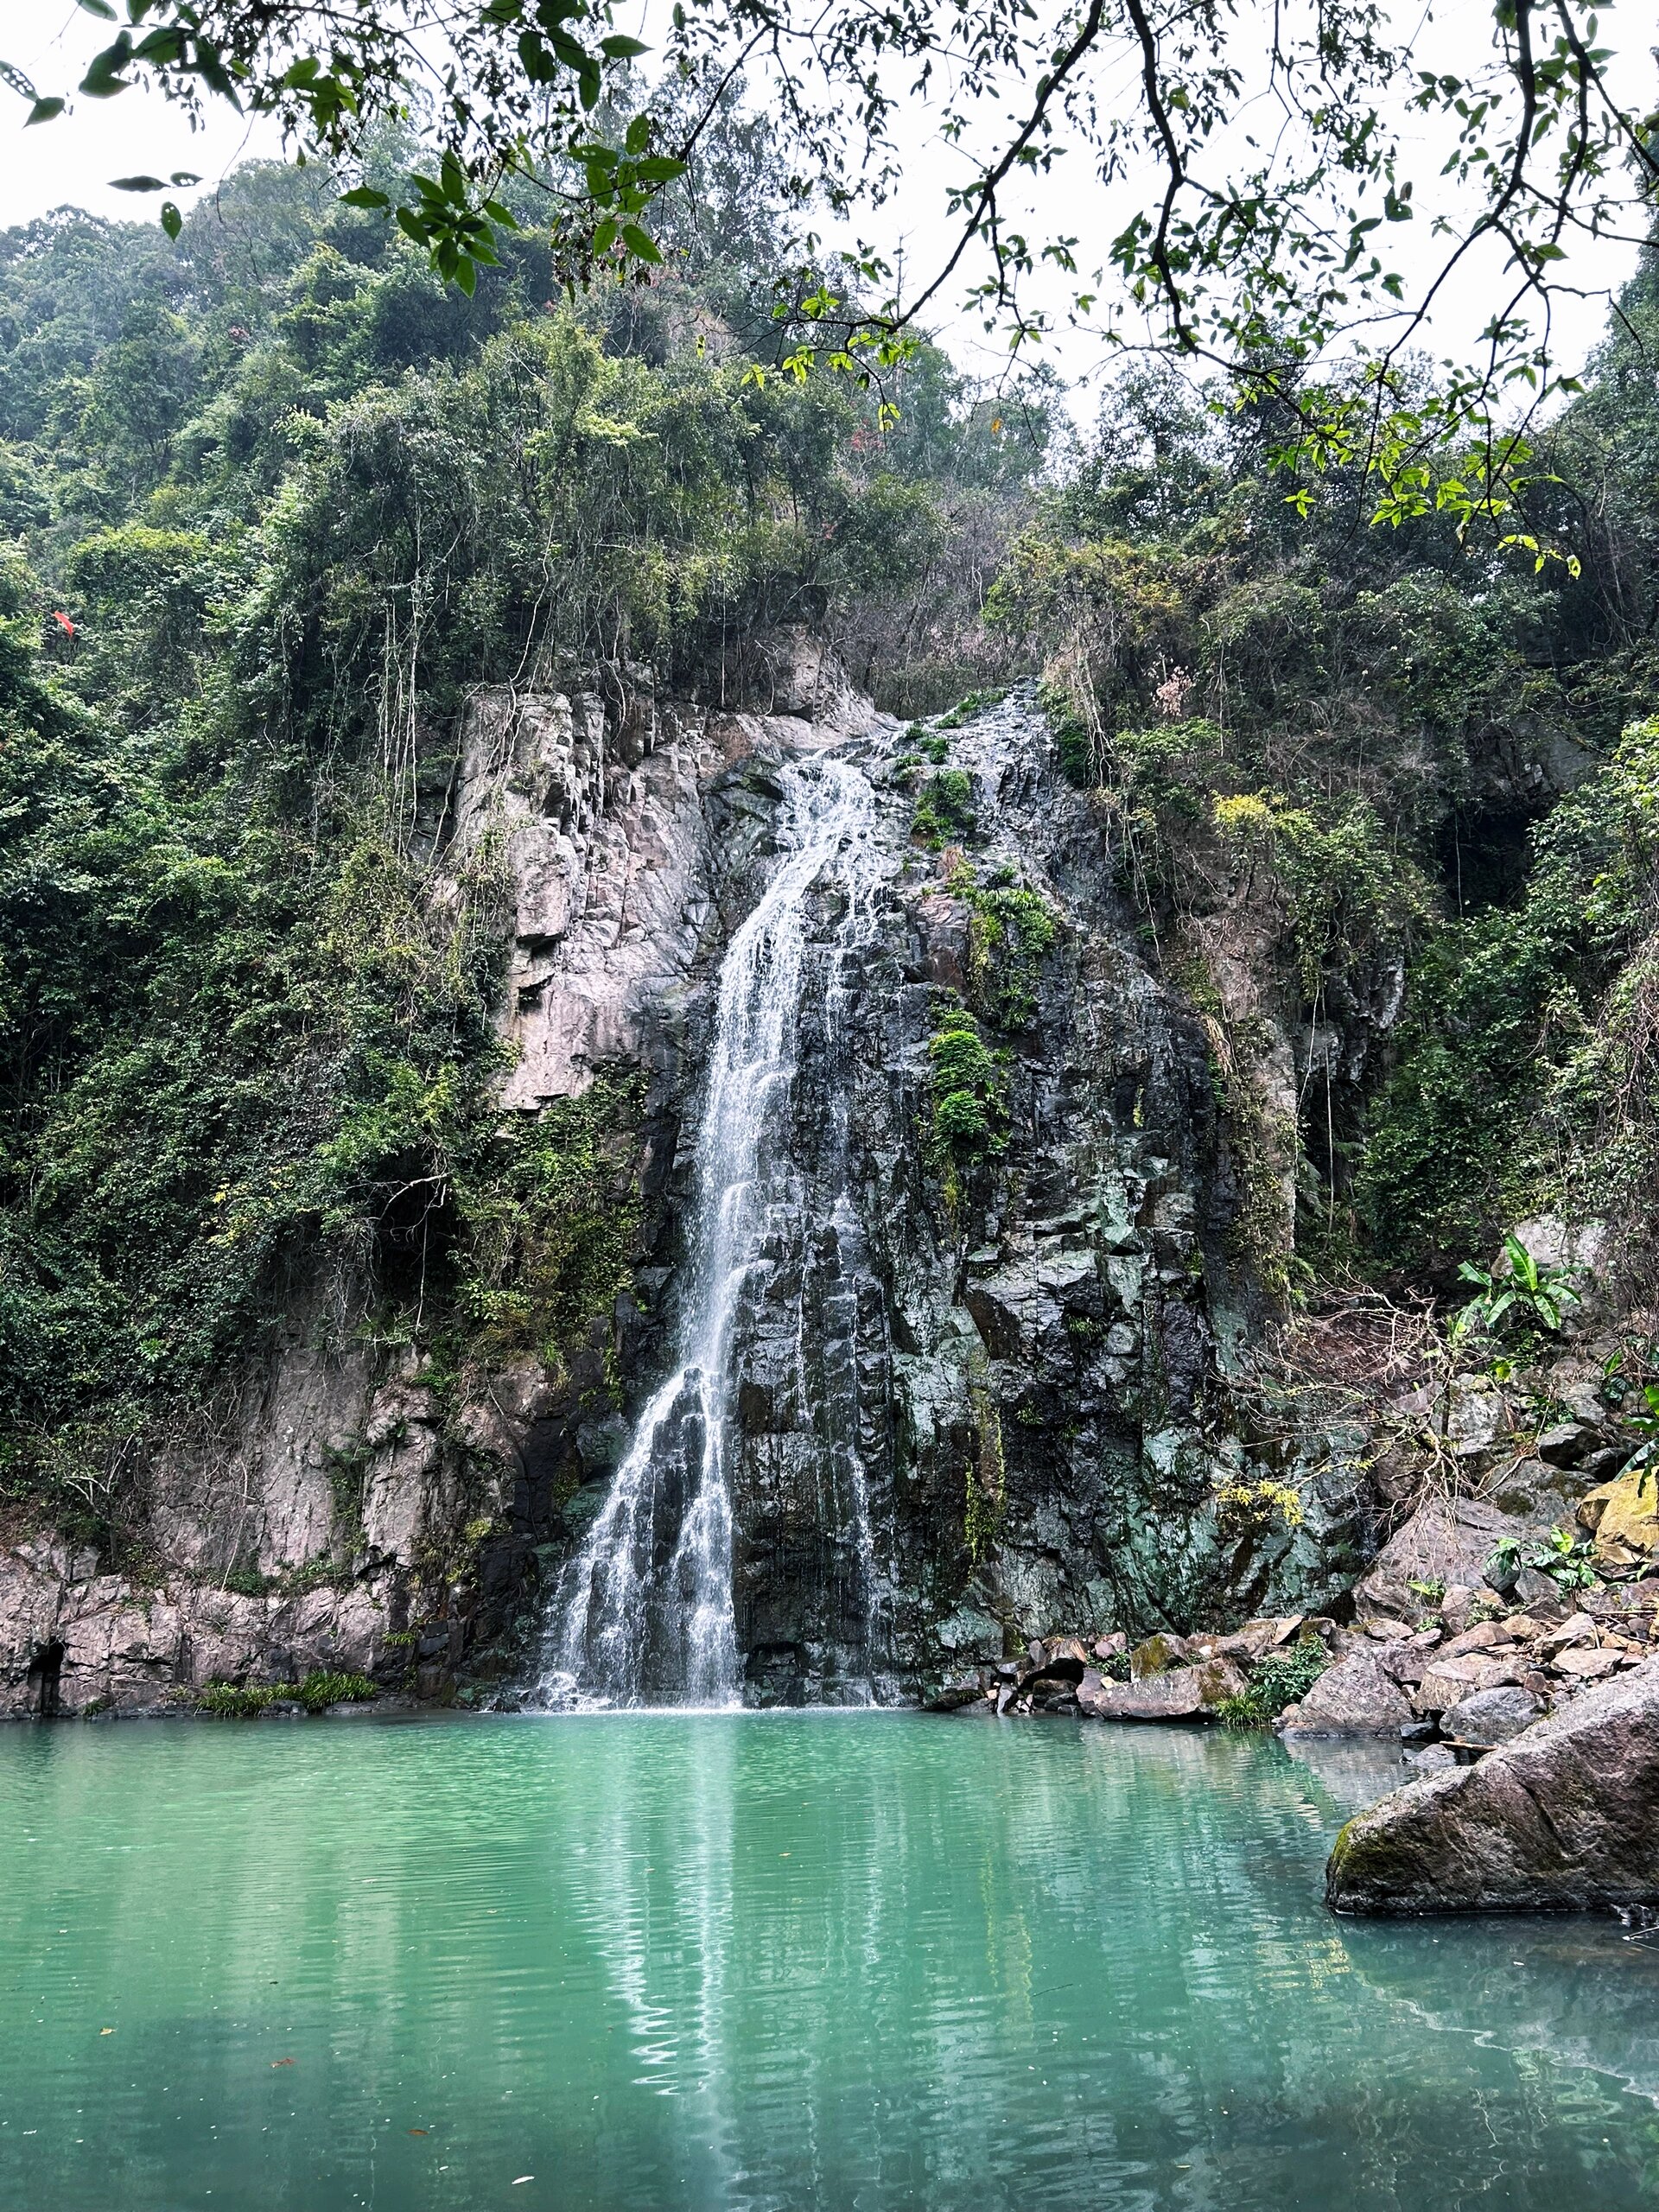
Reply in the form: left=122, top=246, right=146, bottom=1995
left=3, top=1713, right=1657, bottom=2210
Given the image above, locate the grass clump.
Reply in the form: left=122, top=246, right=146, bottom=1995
left=296, top=1669, right=378, bottom=1713
left=1215, top=1637, right=1329, bottom=1729
left=194, top=1669, right=378, bottom=1716
left=935, top=687, right=1007, bottom=731
left=195, top=1681, right=283, bottom=1719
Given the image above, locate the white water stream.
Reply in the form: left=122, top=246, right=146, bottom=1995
left=538, top=755, right=880, bottom=1707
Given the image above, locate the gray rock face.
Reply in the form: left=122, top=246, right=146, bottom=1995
left=1354, top=1496, right=1537, bottom=1618
left=1442, top=1684, right=1544, bottom=1745
left=2, top=670, right=1383, bottom=1715
left=1327, top=1658, right=1659, bottom=1914
left=1281, top=1649, right=1414, bottom=1737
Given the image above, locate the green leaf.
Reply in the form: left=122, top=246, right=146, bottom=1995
left=454, top=256, right=478, bottom=296
left=340, top=186, right=391, bottom=209
left=80, top=35, right=134, bottom=96
left=26, top=97, right=65, bottom=124
left=601, top=35, right=649, bottom=57
left=110, top=175, right=167, bottom=192
left=160, top=200, right=181, bottom=240
left=168, top=170, right=200, bottom=186
left=78, top=0, right=118, bottom=16
left=620, top=223, right=661, bottom=264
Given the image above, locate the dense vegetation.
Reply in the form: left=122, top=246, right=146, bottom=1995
left=994, top=330, right=1659, bottom=1294
left=0, top=140, right=1039, bottom=1520
left=3, top=120, right=1659, bottom=1535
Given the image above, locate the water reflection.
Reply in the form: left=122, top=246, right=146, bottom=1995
left=1, top=1713, right=1656, bottom=2211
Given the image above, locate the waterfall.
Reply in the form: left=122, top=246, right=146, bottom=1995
left=537, top=753, right=880, bottom=1708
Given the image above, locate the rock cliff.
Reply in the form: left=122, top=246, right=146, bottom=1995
left=3, top=658, right=1380, bottom=1716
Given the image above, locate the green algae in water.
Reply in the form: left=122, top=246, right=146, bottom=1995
left=2, top=1713, right=1657, bottom=2211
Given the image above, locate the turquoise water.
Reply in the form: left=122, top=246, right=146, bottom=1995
left=2, top=1713, right=1657, bottom=2210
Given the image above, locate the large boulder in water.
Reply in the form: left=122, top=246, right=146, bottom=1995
left=1281, top=1648, right=1414, bottom=1738
left=1326, top=1658, right=1659, bottom=1914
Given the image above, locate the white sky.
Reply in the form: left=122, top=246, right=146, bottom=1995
left=0, top=3, right=1652, bottom=401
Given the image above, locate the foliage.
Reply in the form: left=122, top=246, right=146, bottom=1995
left=296, top=1669, right=378, bottom=1712
left=1212, top=1478, right=1303, bottom=1537
left=194, top=1680, right=283, bottom=1718
left=1452, top=1235, right=1581, bottom=1343
left=959, top=873, right=1059, bottom=1030
left=453, top=1074, right=647, bottom=1375
left=927, top=1002, right=1005, bottom=1179
left=912, top=769, right=976, bottom=849
left=0, top=162, right=1020, bottom=1524
left=1358, top=718, right=1659, bottom=1273
left=1215, top=1637, right=1328, bottom=1728
left=14, top=1, right=1656, bottom=546
left=195, top=1668, right=378, bottom=1714
left=1486, top=1528, right=1600, bottom=1595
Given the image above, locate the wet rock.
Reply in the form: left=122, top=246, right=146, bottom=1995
left=1281, top=1649, right=1413, bottom=1738
left=1327, top=1659, right=1659, bottom=1915
left=926, top=1675, right=987, bottom=1713
left=1442, top=1685, right=1544, bottom=1746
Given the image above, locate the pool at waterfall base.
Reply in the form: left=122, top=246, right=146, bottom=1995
left=3, top=1712, right=1657, bottom=2210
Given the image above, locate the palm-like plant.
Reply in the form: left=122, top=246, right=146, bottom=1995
left=1452, top=1234, right=1581, bottom=1342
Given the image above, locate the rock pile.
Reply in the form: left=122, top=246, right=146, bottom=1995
left=928, top=1615, right=1319, bottom=1723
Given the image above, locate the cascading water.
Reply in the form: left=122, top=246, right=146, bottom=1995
left=538, top=753, right=880, bottom=1708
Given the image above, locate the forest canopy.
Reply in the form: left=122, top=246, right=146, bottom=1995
left=9, top=0, right=1659, bottom=514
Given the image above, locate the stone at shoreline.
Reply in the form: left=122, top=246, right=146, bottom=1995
left=1281, top=1649, right=1413, bottom=1738
left=1442, top=1685, right=1544, bottom=1746
left=1326, top=1658, right=1659, bottom=1915
left=1414, top=1653, right=1522, bottom=1712
left=1078, top=1656, right=1245, bottom=1721
left=1407, top=1743, right=1459, bottom=1774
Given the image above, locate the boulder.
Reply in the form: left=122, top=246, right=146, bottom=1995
left=1129, top=1632, right=1191, bottom=1680
left=926, top=1672, right=991, bottom=1712
left=1078, top=1656, right=1245, bottom=1722
left=1280, top=1649, right=1413, bottom=1738
left=1326, top=1658, right=1659, bottom=1914
left=1553, top=1646, right=1623, bottom=1681
left=1414, top=1653, right=1521, bottom=1712
left=1442, top=1685, right=1544, bottom=1746
left=1407, top=1743, right=1459, bottom=1775
left=1512, top=1567, right=1569, bottom=1615
left=1578, top=1464, right=1659, bottom=1568
left=1355, top=1496, right=1538, bottom=1618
